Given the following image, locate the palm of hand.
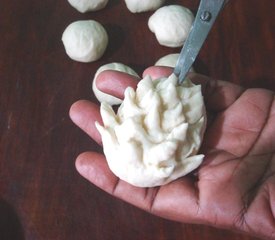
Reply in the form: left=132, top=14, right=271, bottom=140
left=70, top=68, right=275, bottom=239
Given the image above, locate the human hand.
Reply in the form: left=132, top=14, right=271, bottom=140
left=70, top=66, right=275, bottom=239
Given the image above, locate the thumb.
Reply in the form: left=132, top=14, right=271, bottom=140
left=188, top=73, right=244, bottom=112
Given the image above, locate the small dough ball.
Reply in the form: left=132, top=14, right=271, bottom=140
left=155, top=53, right=180, bottom=67
left=148, top=5, right=194, bottom=47
left=67, top=0, right=108, bottom=13
left=92, top=63, right=140, bottom=105
left=62, top=20, right=108, bottom=63
left=124, top=0, right=165, bottom=13
left=155, top=53, right=195, bottom=72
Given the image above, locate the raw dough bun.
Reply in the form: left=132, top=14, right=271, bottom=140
left=155, top=53, right=180, bottom=67
left=96, top=74, right=206, bottom=187
left=155, top=53, right=195, bottom=72
left=62, top=20, right=108, bottom=63
left=92, top=63, right=140, bottom=105
left=148, top=5, right=194, bottom=47
left=124, top=0, right=165, bottom=13
left=67, top=0, right=108, bottom=13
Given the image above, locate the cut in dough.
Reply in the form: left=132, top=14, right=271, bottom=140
left=148, top=5, right=194, bottom=47
left=92, top=63, right=140, bottom=105
left=62, top=20, right=108, bottom=62
left=67, top=0, right=108, bottom=13
left=124, top=0, right=165, bottom=13
left=96, top=74, right=206, bottom=187
left=155, top=53, right=195, bottom=72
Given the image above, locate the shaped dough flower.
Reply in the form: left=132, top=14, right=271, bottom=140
left=96, top=74, right=206, bottom=187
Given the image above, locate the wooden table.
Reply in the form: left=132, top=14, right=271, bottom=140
left=1, top=0, right=274, bottom=239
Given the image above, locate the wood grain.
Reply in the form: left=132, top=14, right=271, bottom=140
left=0, top=0, right=274, bottom=239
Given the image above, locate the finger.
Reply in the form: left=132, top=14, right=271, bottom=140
left=75, top=151, right=158, bottom=210
left=142, top=66, right=173, bottom=79
left=75, top=152, right=118, bottom=193
left=70, top=100, right=102, bottom=144
left=75, top=151, right=201, bottom=223
left=188, top=73, right=245, bottom=112
left=150, top=177, right=201, bottom=224
left=96, top=70, right=140, bottom=99
left=96, top=67, right=173, bottom=99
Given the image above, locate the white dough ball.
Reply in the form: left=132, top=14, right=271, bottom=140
left=148, top=5, right=194, bottom=47
left=155, top=53, right=180, bottom=67
left=62, top=20, right=108, bottom=63
left=92, top=63, right=140, bottom=105
left=124, top=0, right=166, bottom=13
left=155, top=53, right=195, bottom=72
left=67, top=0, right=108, bottom=13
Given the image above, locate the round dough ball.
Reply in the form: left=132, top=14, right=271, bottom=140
left=155, top=53, right=195, bottom=72
left=92, top=63, right=140, bottom=105
left=62, top=20, right=108, bottom=63
left=148, top=5, right=194, bottom=47
left=155, top=53, right=180, bottom=67
left=67, top=0, right=108, bottom=13
left=124, top=0, right=165, bottom=13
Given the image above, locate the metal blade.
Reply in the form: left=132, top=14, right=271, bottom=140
left=174, top=0, right=227, bottom=84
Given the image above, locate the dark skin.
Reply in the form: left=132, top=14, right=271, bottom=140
left=70, top=66, right=275, bottom=239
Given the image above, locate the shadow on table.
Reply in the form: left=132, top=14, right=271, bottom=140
left=0, top=198, right=25, bottom=240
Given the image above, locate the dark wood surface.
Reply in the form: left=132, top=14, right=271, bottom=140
left=1, top=0, right=274, bottom=239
